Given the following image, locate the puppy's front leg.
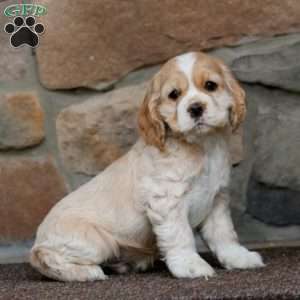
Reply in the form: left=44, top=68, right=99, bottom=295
left=147, top=197, right=215, bottom=279
left=202, top=191, right=265, bottom=270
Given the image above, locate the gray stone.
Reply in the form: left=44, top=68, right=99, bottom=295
left=211, top=34, right=300, bottom=92
left=0, top=1, right=32, bottom=83
left=0, top=241, right=32, bottom=263
left=252, top=87, right=300, bottom=190
left=0, top=44, right=31, bottom=83
left=246, top=86, right=300, bottom=225
left=247, top=178, right=300, bottom=226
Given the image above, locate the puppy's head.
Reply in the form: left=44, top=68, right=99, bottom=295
left=138, top=52, right=246, bottom=150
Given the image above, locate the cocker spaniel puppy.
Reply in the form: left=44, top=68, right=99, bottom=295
left=30, top=52, right=264, bottom=281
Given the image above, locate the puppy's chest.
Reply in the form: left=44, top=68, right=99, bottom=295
left=184, top=145, right=230, bottom=228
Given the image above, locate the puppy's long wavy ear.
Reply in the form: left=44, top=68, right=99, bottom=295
left=138, top=77, right=166, bottom=151
left=223, top=65, right=246, bottom=132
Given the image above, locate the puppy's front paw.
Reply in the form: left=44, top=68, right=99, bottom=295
left=167, top=252, right=215, bottom=279
left=218, top=245, right=265, bottom=270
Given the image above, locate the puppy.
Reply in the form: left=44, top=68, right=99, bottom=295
left=30, top=52, right=264, bottom=281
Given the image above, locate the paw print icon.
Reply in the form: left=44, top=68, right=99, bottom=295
left=4, top=16, right=44, bottom=48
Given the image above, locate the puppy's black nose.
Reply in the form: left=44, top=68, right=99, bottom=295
left=188, top=103, right=204, bottom=119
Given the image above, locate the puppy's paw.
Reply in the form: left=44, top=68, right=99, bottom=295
left=72, top=265, right=108, bottom=281
left=218, top=245, right=265, bottom=270
left=133, top=256, right=154, bottom=272
left=167, top=252, right=215, bottom=279
left=89, top=266, right=109, bottom=281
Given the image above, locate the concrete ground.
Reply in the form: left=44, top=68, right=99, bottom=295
left=0, top=247, right=299, bottom=300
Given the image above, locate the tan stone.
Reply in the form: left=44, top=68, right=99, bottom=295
left=56, top=83, right=146, bottom=175
left=0, top=156, right=68, bottom=241
left=36, top=0, right=300, bottom=89
left=57, top=82, right=243, bottom=175
left=0, top=92, right=45, bottom=149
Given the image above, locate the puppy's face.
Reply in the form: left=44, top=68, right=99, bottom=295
left=138, top=52, right=246, bottom=150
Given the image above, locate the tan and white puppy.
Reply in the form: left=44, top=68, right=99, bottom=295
left=30, top=52, right=264, bottom=281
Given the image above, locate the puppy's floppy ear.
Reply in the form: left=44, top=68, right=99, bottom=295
left=222, top=65, right=246, bottom=132
left=138, top=76, right=166, bottom=151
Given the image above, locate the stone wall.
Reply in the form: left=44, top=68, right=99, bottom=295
left=0, top=0, right=300, bottom=261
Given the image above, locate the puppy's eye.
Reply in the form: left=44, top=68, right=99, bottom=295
left=168, top=89, right=181, bottom=100
left=204, top=81, right=218, bottom=92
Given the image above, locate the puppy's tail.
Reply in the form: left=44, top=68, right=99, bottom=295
left=30, top=246, right=66, bottom=280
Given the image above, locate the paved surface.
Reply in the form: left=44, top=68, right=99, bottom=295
left=0, top=247, right=299, bottom=300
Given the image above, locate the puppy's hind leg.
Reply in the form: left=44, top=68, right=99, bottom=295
left=30, top=246, right=107, bottom=281
left=30, top=221, right=119, bottom=281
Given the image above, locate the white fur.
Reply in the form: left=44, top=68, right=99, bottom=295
left=30, top=52, right=264, bottom=282
left=176, top=52, right=197, bottom=82
left=186, top=135, right=231, bottom=227
left=176, top=52, right=201, bottom=131
left=176, top=52, right=233, bottom=133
